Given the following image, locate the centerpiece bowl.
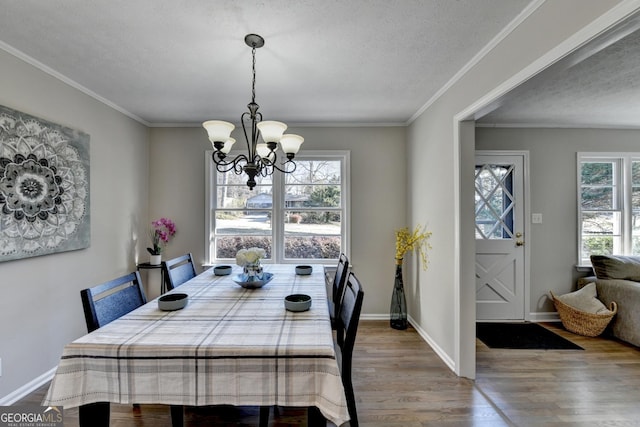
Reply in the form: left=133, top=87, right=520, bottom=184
left=232, top=272, right=274, bottom=289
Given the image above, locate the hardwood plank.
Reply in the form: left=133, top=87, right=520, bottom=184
left=14, top=320, right=640, bottom=426
left=476, top=322, right=640, bottom=426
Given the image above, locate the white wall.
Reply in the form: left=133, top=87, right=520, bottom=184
left=148, top=125, right=406, bottom=315
left=406, top=0, right=629, bottom=377
left=476, top=127, right=640, bottom=315
left=0, top=49, right=149, bottom=399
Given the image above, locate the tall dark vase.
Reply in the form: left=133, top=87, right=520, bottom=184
left=390, top=258, right=408, bottom=330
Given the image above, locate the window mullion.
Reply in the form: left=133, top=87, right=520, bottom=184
left=622, top=156, right=633, bottom=254
left=272, top=170, right=284, bottom=263
left=205, top=150, right=214, bottom=263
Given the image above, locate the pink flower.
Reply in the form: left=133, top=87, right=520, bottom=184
left=147, top=218, right=177, bottom=255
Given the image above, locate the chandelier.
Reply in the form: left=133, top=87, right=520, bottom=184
left=203, top=34, right=304, bottom=190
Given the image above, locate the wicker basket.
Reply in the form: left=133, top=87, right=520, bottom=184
left=549, top=291, right=617, bottom=337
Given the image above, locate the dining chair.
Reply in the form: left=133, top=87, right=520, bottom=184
left=264, top=271, right=364, bottom=427
left=80, top=271, right=147, bottom=333
left=162, top=253, right=197, bottom=291
left=259, top=256, right=350, bottom=427
left=335, top=272, right=365, bottom=427
left=328, top=253, right=350, bottom=329
left=80, top=271, right=149, bottom=414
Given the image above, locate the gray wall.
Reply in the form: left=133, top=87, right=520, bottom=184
left=406, top=0, right=624, bottom=377
left=476, top=127, right=640, bottom=315
left=148, top=125, right=407, bottom=315
left=0, top=49, right=149, bottom=399
left=0, top=0, right=632, bottom=400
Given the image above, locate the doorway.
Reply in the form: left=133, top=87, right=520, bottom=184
left=475, top=151, right=529, bottom=321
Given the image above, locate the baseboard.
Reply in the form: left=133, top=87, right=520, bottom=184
left=360, top=313, right=389, bottom=321
left=361, top=314, right=456, bottom=372
left=407, top=315, right=456, bottom=373
left=0, top=367, right=56, bottom=406
left=529, top=311, right=561, bottom=323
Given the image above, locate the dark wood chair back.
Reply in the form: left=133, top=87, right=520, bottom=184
left=335, top=271, right=364, bottom=427
left=162, top=253, right=197, bottom=291
left=80, top=271, right=147, bottom=333
left=329, top=253, right=350, bottom=328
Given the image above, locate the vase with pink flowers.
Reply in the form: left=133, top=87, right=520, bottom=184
left=146, top=217, right=176, bottom=264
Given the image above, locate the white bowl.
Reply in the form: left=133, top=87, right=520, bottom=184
left=158, top=293, right=188, bottom=311
left=285, top=294, right=312, bottom=312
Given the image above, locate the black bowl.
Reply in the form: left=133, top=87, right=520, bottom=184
left=214, top=265, right=233, bottom=276
left=285, top=294, right=312, bottom=312
left=158, top=293, right=188, bottom=311
left=295, top=265, right=313, bottom=275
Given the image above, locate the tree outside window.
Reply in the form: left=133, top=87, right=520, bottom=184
left=206, top=151, right=349, bottom=264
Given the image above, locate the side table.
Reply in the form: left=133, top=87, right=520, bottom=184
left=137, top=262, right=167, bottom=295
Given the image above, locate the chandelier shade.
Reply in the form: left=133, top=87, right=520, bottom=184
left=256, top=143, right=272, bottom=159
left=279, top=134, right=304, bottom=158
left=203, top=34, right=304, bottom=190
left=203, top=120, right=234, bottom=142
left=220, top=138, right=236, bottom=154
left=256, top=121, right=287, bottom=143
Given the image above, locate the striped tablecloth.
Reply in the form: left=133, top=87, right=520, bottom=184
left=43, top=264, right=349, bottom=426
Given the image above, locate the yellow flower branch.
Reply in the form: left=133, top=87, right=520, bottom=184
left=395, top=224, right=432, bottom=270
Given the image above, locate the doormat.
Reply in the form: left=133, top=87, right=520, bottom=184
left=476, top=322, right=583, bottom=350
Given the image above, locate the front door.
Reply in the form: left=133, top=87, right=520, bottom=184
left=475, top=152, right=527, bottom=320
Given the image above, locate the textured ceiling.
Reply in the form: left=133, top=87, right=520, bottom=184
left=0, top=0, right=533, bottom=126
left=478, top=11, right=640, bottom=128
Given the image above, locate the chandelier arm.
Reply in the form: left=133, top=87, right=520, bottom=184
left=267, top=154, right=298, bottom=174
left=257, top=161, right=272, bottom=177
left=213, top=153, right=249, bottom=174
left=256, top=151, right=295, bottom=174
left=215, top=162, right=240, bottom=174
left=251, top=112, right=262, bottom=161
left=233, top=157, right=246, bottom=175
left=257, top=152, right=275, bottom=168
left=212, top=152, right=249, bottom=167
left=212, top=154, right=234, bottom=170
left=271, top=161, right=297, bottom=174
left=241, top=112, right=252, bottom=157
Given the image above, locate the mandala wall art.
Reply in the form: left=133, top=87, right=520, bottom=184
left=0, top=105, right=90, bottom=262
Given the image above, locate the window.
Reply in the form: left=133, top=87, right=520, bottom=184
left=205, top=150, right=350, bottom=264
left=475, top=164, right=515, bottom=239
left=578, top=153, right=640, bottom=265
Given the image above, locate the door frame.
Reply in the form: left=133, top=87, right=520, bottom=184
left=453, top=3, right=637, bottom=379
left=475, top=150, right=531, bottom=322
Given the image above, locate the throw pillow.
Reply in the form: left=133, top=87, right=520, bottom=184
left=590, top=255, right=640, bottom=281
left=556, top=283, right=608, bottom=314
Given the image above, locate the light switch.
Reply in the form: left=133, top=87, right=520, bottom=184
left=532, top=213, right=543, bottom=224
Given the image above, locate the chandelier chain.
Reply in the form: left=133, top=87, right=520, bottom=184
left=251, top=46, right=257, bottom=105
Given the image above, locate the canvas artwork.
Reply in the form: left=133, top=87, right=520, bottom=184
left=0, top=104, right=90, bottom=262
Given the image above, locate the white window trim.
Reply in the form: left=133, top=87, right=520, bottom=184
left=577, top=152, right=640, bottom=266
left=204, top=150, right=350, bottom=265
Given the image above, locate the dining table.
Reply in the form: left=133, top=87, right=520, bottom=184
left=42, top=263, right=350, bottom=427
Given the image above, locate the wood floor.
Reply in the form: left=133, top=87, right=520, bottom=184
left=15, top=320, right=640, bottom=426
